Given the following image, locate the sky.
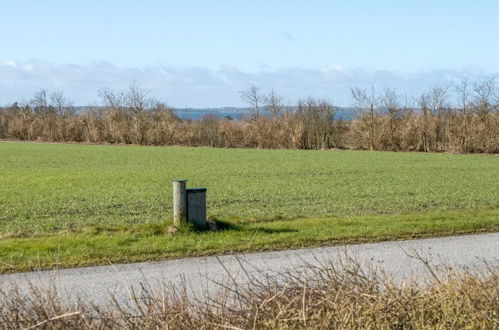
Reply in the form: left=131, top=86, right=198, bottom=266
left=1, top=0, right=498, bottom=107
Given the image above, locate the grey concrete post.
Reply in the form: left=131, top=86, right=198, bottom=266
left=172, top=179, right=187, bottom=226
left=187, top=188, right=207, bottom=229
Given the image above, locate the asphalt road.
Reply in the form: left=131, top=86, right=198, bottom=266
left=1, top=233, right=498, bottom=307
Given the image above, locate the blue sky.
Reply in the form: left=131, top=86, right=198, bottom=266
left=1, top=0, right=498, bottom=107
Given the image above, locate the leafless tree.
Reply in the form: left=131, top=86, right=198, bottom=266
left=30, top=89, right=50, bottom=115
left=126, top=81, right=149, bottom=116
left=418, top=92, right=432, bottom=152
left=417, top=85, right=450, bottom=151
left=351, top=85, right=379, bottom=151
left=98, top=88, right=126, bottom=113
left=381, top=88, right=402, bottom=149
left=456, top=79, right=472, bottom=116
left=297, top=98, right=335, bottom=149
left=264, top=88, right=284, bottom=117
left=97, top=87, right=128, bottom=143
left=125, top=82, right=151, bottom=144
left=472, top=77, right=497, bottom=117
left=456, top=79, right=473, bottom=152
left=381, top=88, right=401, bottom=118
left=427, top=85, right=450, bottom=118
left=240, top=84, right=262, bottom=117
left=50, top=91, right=74, bottom=117
left=470, top=77, right=498, bottom=151
left=429, top=85, right=450, bottom=150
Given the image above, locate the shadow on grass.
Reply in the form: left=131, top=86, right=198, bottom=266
left=197, top=217, right=299, bottom=234
left=255, top=227, right=299, bottom=234
left=185, top=218, right=241, bottom=233
left=210, top=219, right=241, bottom=231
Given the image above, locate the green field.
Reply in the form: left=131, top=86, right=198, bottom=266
left=0, top=142, right=498, bottom=272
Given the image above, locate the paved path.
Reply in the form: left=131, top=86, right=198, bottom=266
left=1, top=233, right=498, bottom=307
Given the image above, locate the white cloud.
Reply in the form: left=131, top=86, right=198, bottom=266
left=0, top=60, right=493, bottom=107
left=4, top=61, right=17, bottom=67
left=21, top=64, right=35, bottom=71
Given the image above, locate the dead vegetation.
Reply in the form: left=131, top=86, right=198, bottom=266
left=0, top=258, right=497, bottom=329
left=1, top=79, right=498, bottom=153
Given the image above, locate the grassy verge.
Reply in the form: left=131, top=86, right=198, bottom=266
left=1, top=209, right=498, bottom=273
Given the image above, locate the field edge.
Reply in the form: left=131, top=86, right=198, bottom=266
left=1, top=209, right=498, bottom=274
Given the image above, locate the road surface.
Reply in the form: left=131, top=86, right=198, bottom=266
left=1, top=233, right=498, bottom=307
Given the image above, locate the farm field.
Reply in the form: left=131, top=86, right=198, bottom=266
left=0, top=141, right=498, bottom=272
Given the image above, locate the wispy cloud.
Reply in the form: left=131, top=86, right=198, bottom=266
left=4, top=61, right=17, bottom=68
left=0, top=60, right=491, bottom=107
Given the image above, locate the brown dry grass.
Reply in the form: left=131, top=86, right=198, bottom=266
left=1, top=102, right=498, bottom=153
left=2, top=80, right=499, bottom=153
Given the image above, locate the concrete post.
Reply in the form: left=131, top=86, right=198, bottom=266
left=172, top=179, right=187, bottom=227
left=187, top=188, right=207, bottom=229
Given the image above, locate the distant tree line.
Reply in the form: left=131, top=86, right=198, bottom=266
left=0, top=79, right=498, bottom=153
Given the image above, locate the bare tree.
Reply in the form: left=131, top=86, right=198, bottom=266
left=427, top=85, right=450, bottom=118
left=472, top=77, right=497, bottom=117
left=380, top=87, right=402, bottom=149
left=126, top=81, right=149, bottom=116
left=30, top=89, right=50, bottom=115
left=351, top=85, right=379, bottom=151
left=456, top=79, right=472, bottom=116
left=98, top=88, right=126, bottom=113
left=264, top=88, right=284, bottom=117
left=456, top=79, right=473, bottom=152
left=470, top=77, right=498, bottom=151
left=97, top=88, right=128, bottom=143
left=296, top=98, right=335, bottom=149
left=418, top=92, right=431, bottom=152
left=417, top=85, right=450, bottom=151
left=381, top=88, right=401, bottom=118
left=125, top=82, right=151, bottom=145
left=240, top=84, right=262, bottom=117
left=50, top=91, right=74, bottom=117
left=428, top=85, right=450, bottom=150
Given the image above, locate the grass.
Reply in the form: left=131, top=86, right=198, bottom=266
left=1, top=208, right=498, bottom=273
left=0, top=142, right=498, bottom=272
